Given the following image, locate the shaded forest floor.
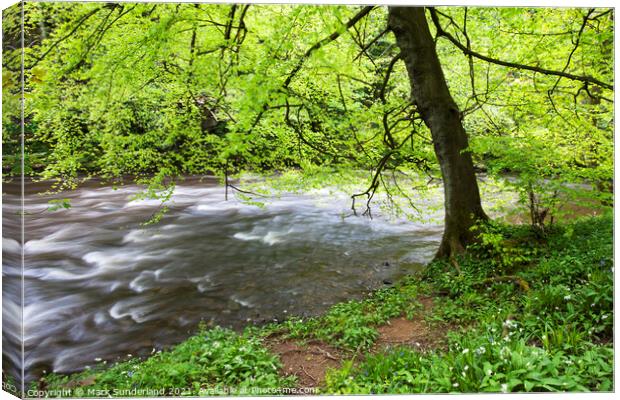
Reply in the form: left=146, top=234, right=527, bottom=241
left=33, top=212, right=613, bottom=396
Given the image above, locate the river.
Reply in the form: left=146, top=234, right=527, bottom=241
left=2, top=175, right=445, bottom=384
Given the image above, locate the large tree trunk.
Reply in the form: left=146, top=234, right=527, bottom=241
left=388, top=6, right=488, bottom=258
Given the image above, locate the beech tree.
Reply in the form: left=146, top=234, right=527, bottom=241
left=388, top=7, right=488, bottom=257
left=386, top=6, right=612, bottom=256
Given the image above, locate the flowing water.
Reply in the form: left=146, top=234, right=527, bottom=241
left=2, top=176, right=445, bottom=384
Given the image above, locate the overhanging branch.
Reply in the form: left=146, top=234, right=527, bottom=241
left=283, top=6, right=375, bottom=88
left=26, top=6, right=102, bottom=70
left=428, top=8, right=613, bottom=91
left=249, top=6, right=375, bottom=134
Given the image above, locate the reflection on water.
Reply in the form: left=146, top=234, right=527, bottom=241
left=2, top=176, right=443, bottom=383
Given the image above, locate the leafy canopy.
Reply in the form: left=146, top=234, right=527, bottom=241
left=2, top=4, right=613, bottom=221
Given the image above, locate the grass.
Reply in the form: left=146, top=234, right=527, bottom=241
left=269, top=278, right=421, bottom=351
left=40, top=327, right=295, bottom=397
left=324, top=213, right=613, bottom=393
left=34, top=213, right=613, bottom=396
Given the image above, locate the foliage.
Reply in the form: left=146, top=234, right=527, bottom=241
left=46, top=198, right=72, bottom=212
left=279, top=281, right=420, bottom=350
left=325, top=214, right=613, bottom=393
left=43, top=326, right=294, bottom=396
left=2, top=4, right=612, bottom=223
left=325, top=338, right=612, bottom=393
left=468, top=220, right=539, bottom=272
left=452, top=7, right=614, bottom=229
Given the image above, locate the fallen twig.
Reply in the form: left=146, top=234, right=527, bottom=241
left=313, top=347, right=338, bottom=361
left=301, top=366, right=317, bottom=382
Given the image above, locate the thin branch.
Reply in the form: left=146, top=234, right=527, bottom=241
left=549, top=9, right=594, bottom=94
left=379, top=52, right=402, bottom=103
left=353, top=27, right=389, bottom=61
left=337, top=75, right=372, bottom=160
left=26, top=7, right=102, bottom=69
left=228, top=183, right=267, bottom=198
left=283, top=6, right=375, bottom=88
left=428, top=8, right=613, bottom=91
left=223, top=4, right=237, bottom=41
left=351, top=151, right=393, bottom=217
left=248, top=7, right=375, bottom=135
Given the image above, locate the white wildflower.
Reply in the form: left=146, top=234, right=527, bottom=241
left=462, top=348, right=470, bottom=354
left=475, top=347, right=486, bottom=355
left=563, top=295, right=571, bottom=301
left=501, top=383, right=508, bottom=393
left=453, top=383, right=459, bottom=388
left=94, top=358, right=102, bottom=362
left=503, top=319, right=518, bottom=329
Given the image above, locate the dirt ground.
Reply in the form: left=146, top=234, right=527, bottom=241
left=267, top=339, right=344, bottom=388
left=267, top=296, right=448, bottom=390
left=372, top=296, right=445, bottom=352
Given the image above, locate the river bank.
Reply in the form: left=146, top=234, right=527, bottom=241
left=2, top=174, right=444, bottom=386
left=22, top=212, right=612, bottom=396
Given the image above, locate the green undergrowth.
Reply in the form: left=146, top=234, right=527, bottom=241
left=42, top=327, right=294, bottom=396
left=267, top=279, right=421, bottom=351
left=40, top=213, right=613, bottom=396
left=325, top=213, right=613, bottom=393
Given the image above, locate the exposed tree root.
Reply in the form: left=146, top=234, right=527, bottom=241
left=449, top=256, right=462, bottom=275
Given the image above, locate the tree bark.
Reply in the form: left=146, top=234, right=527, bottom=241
left=388, top=6, right=488, bottom=258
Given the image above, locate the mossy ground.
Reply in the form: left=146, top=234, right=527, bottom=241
left=36, top=213, right=613, bottom=396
